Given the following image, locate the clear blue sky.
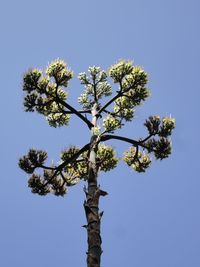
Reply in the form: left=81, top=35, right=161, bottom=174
left=1, top=0, right=200, bottom=266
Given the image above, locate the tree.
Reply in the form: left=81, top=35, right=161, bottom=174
left=19, top=59, right=175, bottom=267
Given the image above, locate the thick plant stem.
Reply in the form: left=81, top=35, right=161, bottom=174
left=84, top=160, right=106, bottom=267
left=83, top=104, right=107, bottom=267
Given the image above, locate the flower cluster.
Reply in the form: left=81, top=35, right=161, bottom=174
left=143, top=115, right=175, bottom=160
left=145, top=137, right=172, bottom=160
left=106, top=61, right=150, bottom=124
left=144, top=115, right=161, bottom=135
left=78, top=66, right=112, bottom=109
left=123, top=147, right=151, bottom=172
left=103, top=114, right=121, bottom=132
left=46, top=59, right=73, bottom=86
left=159, top=117, right=176, bottom=137
left=23, top=69, right=42, bottom=92
left=144, top=115, right=175, bottom=137
left=27, top=169, right=68, bottom=197
left=121, top=66, right=148, bottom=91
left=114, top=96, right=135, bottom=121
left=19, top=149, right=48, bottom=174
left=28, top=173, right=51, bottom=196
left=109, top=60, right=134, bottom=83
left=97, top=144, right=118, bottom=172
left=22, top=60, right=73, bottom=127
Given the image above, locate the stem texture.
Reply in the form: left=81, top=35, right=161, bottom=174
left=84, top=105, right=107, bottom=267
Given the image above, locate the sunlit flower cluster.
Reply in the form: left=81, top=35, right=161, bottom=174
left=97, top=144, right=118, bottom=172
left=103, top=114, right=121, bottom=132
left=123, top=147, right=151, bottom=172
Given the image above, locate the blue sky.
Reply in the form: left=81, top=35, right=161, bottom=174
left=1, top=0, right=200, bottom=266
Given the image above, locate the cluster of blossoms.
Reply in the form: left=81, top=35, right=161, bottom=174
left=123, top=115, right=175, bottom=172
left=23, top=59, right=73, bottom=127
left=96, top=144, right=118, bottom=172
left=105, top=61, right=150, bottom=127
left=103, top=114, right=121, bottom=132
left=78, top=66, right=112, bottom=109
left=123, top=147, right=151, bottom=172
left=144, top=115, right=175, bottom=137
left=109, top=60, right=134, bottom=83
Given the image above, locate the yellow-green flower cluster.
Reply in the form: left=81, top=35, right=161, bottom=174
left=109, top=60, right=134, bottom=83
left=37, top=76, right=50, bottom=92
left=46, top=59, right=73, bottom=86
left=109, top=60, right=148, bottom=91
left=108, top=61, right=150, bottom=122
left=159, top=117, right=175, bottom=137
left=114, top=96, right=135, bottom=121
left=46, top=110, right=70, bottom=127
left=123, top=147, right=151, bottom=172
left=92, top=125, right=101, bottom=136
left=41, top=86, right=69, bottom=127
left=97, top=144, right=118, bottom=172
left=121, top=66, right=148, bottom=91
left=103, top=114, right=121, bottom=132
left=22, top=60, right=72, bottom=128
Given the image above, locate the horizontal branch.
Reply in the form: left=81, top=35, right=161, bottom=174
left=62, top=109, right=91, bottom=115
left=101, top=134, right=154, bottom=150
left=101, top=134, right=139, bottom=146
